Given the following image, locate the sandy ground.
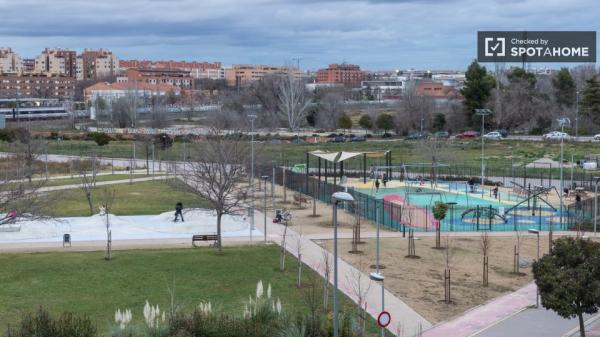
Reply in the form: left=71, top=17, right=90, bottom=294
left=320, top=234, right=570, bottom=324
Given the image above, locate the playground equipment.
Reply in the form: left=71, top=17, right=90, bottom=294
left=291, top=164, right=306, bottom=174
left=461, top=205, right=508, bottom=231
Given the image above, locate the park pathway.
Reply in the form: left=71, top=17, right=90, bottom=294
left=252, top=210, right=432, bottom=337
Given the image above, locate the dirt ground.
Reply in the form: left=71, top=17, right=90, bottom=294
left=321, top=234, right=559, bottom=324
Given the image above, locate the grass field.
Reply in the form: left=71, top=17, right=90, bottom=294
left=43, top=174, right=163, bottom=187
left=43, top=180, right=208, bottom=217
left=0, top=246, right=383, bottom=335
left=2, top=138, right=598, bottom=171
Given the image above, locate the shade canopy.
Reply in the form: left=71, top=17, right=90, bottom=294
left=309, top=150, right=389, bottom=163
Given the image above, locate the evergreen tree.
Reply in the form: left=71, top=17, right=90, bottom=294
left=461, top=60, right=495, bottom=127
left=581, top=76, right=600, bottom=124
left=358, top=114, right=373, bottom=131
left=337, top=114, right=352, bottom=131
left=432, top=113, right=446, bottom=131
left=375, top=114, right=394, bottom=132
left=552, top=67, right=576, bottom=108
left=507, top=68, right=536, bottom=87
left=533, top=237, right=600, bottom=337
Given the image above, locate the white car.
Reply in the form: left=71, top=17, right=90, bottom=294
left=543, top=131, right=570, bottom=141
left=594, top=134, right=600, bottom=141
left=483, top=131, right=503, bottom=140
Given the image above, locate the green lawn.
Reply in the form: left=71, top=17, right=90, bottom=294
left=43, top=180, right=208, bottom=217
left=0, top=246, right=384, bottom=335
left=43, top=174, right=161, bottom=187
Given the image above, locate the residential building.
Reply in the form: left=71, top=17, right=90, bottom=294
left=124, top=68, right=193, bottom=89
left=76, top=49, right=120, bottom=81
left=316, top=63, right=366, bottom=87
left=84, top=81, right=180, bottom=103
left=34, top=48, right=77, bottom=77
left=415, top=80, right=461, bottom=100
left=0, top=73, right=75, bottom=99
left=223, top=64, right=304, bottom=86
left=361, top=78, right=405, bottom=100
left=0, top=48, right=23, bottom=74
left=120, top=60, right=223, bottom=79
left=22, top=59, right=35, bottom=73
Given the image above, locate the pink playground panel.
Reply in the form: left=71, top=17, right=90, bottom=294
left=383, top=194, right=439, bottom=230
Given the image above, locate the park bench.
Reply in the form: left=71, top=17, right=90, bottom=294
left=293, top=194, right=310, bottom=208
left=192, top=234, right=218, bottom=247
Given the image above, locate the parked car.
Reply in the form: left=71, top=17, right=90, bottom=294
left=483, top=131, right=503, bottom=140
left=381, top=132, right=393, bottom=139
left=350, top=135, right=367, bottom=142
left=433, top=131, right=449, bottom=138
left=594, top=134, right=600, bottom=141
left=493, top=129, right=508, bottom=138
left=329, top=136, right=346, bottom=143
left=456, top=131, right=479, bottom=139
left=406, top=131, right=430, bottom=140
left=543, top=131, right=570, bottom=141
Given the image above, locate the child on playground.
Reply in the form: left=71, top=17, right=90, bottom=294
left=492, top=185, right=499, bottom=199
left=375, top=179, right=380, bottom=192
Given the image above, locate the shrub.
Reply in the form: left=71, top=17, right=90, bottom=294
left=86, top=132, right=112, bottom=146
left=5, top=307, right=97, bottom=337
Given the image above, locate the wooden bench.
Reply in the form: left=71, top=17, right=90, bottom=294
left=192, top=234, right=218, bottom=247
left=293, top=194, right=310, bottom=208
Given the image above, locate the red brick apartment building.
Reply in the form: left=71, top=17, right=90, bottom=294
left=0, top=73, right=75, bottom=98
left=124, top=68, right=193, bottom=89
left=316, top=63, right=366, bottom=87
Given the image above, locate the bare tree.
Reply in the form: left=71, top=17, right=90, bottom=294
left=316, top=89, right=345, bottom=130
left=149, top=95, right=171, bottom=129
left=280, top=218, right=290, bottom=272
left=321, top=249, right=332, bottom=310
left=295, top=232, right=304, bottom=287
left=480, top=231, right=492, bottom=286
left=513, top=229, right=524, bottom=275
left=278, top=72, right=311, bottom=131
left=75, top=156, right=99, bottom=216
left=345, top=256, right=372, bottom=337
left=101, top=187, right=116, bottom=260
left=0, top=148, right=50, bottom=219
left=180, top=126, right=250, bottom=253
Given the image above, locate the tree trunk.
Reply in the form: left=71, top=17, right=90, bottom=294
left=579, top=313, right=586, bottom=337
left=217, top=212, right=223, bottom=253
left=86, top=192, right=94, bottom=215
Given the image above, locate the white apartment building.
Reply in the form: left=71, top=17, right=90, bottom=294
left=0, top=48, right=23, bottom=74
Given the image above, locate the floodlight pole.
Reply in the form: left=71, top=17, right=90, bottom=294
left=475, top=109, right=492, bottom=187
left=558, top=118, right=570, bottom=230
left=594, top=177, right=600, bottom=236
left=249, top=114, right=257, bottom=241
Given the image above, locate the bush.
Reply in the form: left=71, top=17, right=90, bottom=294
left=86, top=132, right=113, bottom=146
left=0, top=128, right=29, bottom=143
left=5, top=308, right=97, bottom=337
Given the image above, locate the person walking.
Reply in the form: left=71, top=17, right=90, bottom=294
left=174, top=202, right=184, bottom=222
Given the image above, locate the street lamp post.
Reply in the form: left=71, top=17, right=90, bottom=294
left=249, top=114, right=257, bottom=241
left=575, top=91, right=580, bottom=141
left=528, top=228, right=540, bottom=308
left=594, top=177, right=600, bottom=236
left=475, top=109, right=493, bottom=187
left=332, top=192, right=355, bottom=337
left=557, top=117, right=571, bottom=229
left=262, top=175, right=269, bottom=242
left=369, top=272, right=386, bottom=337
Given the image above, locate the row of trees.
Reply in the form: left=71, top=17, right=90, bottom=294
left=462, top=62, right=600, bottom=133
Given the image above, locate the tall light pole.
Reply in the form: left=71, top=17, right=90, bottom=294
left=557, top=117, right=571, bottom=229
left=369, top=272, right=386, bottom=337
left=528, top=228, right=540, bottom=308
left=475, top=109, right=493, bottom=187
left=249, top=114, right=257, bottom=240
left=332, top=191, right=355, bottom=337
left=594, top=177, right=600, bottom=236
left=575, top=90, right=580, bottom=141
left=262, top=175, right=269, bottom=243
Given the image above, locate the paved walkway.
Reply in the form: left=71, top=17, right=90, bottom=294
left=253, top=211, right=432, bottom=337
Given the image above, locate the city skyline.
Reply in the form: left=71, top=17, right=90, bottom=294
left=2, top=0, right=599, bottom=70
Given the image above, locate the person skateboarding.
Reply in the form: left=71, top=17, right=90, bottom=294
left=174, top=202, right=184, bottom=222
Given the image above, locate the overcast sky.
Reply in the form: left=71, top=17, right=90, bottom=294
left=1, top=0, right=598, bottom=70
